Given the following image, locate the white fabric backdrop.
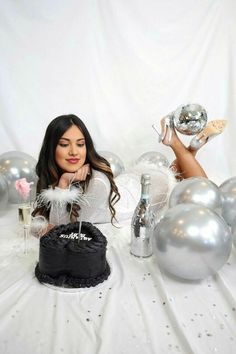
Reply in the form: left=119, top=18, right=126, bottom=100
left=0, top=0, right=236, bottom=184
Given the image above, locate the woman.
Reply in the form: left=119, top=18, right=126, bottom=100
left=31, top=113, right=225, bottom=236
left=32, top=114, right=120, bottom=234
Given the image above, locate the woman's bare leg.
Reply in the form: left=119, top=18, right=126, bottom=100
left=155, top=118, right=227, bottom=179
left=170, top=146, right=198, bottom=178
left=162, top=125, right=207, bottom=179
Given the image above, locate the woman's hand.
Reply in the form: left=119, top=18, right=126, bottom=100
left=58, top=164, right=90, bottom=189
left=45, top=223, right=55, bottom=234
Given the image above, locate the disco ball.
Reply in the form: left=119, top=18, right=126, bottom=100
left=173, top=103, right=208, bottom=135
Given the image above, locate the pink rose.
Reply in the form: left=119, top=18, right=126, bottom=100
left=15, top=178, right=34, bottom=200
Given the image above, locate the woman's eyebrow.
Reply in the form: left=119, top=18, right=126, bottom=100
left=59, top=138, right=85, bottom=141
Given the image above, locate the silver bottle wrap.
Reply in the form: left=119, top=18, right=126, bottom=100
left=130, top=174, right=154, bottom=258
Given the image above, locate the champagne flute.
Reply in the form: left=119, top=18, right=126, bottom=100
left=15, top=178, right=34, bottom=255
left=18, top=203, right=31, bottom=254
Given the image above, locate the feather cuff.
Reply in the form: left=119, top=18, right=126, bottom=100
left=36, top=186, right=88, bottom=208
left=30, top=216, right=49, bottom=238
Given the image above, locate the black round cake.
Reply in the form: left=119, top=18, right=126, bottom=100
left=35, top=221, right=110, bottom=288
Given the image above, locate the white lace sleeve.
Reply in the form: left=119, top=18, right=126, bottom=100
left=81, top=170, right=111, bottom=223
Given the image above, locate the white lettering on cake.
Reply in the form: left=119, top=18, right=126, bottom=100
left=59, top=232, right=92, bottom=241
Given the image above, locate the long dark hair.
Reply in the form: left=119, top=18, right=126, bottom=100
left=32, top=114, right=120, bottom=223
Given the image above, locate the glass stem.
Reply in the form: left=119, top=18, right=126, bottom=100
left=23, top=226, right=29, bottom=255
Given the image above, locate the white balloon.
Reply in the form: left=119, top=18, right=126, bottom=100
left=99, top=151, right=125, bottom=177
left=131, top=155, right=176, bottom=215
left=135, top=151, right=170, bottom=168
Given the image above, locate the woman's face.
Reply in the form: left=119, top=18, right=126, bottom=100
left=55, top=125, right=87, bottom=173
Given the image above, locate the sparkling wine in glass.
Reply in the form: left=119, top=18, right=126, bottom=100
left=18, top=204, right=31, bottom=227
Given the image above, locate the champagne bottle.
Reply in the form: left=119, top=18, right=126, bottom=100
left=130, top=173, right=155, bottom=257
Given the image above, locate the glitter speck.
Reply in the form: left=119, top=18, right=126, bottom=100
left=206, top=333, right=213, bottom=337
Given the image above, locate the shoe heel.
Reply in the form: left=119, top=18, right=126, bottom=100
left=190, top=119, right=227, bottom=150
left=152, top=124, right=163, bottom=142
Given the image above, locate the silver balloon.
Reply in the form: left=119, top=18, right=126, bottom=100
left=135, top=151, right=170, bottom=168
left=154, top=203, right=232, bottom=280
left=169, top=177, right=222, bottom=214
left=0, top=151, right=37, bottom=204
left=99, top=151, right=125, bottom=177
left=0, top=173, right=9, bottom=210
left=219, top=177, right=236, bottom=227
left=231, top=218, right=236, bottom=248
left=173, top=103, right=207, bottom=135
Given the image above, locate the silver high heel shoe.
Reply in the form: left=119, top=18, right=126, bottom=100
left=152, top=115, right=175, bottom=146
left=190, top=119, right=227, bottom=150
